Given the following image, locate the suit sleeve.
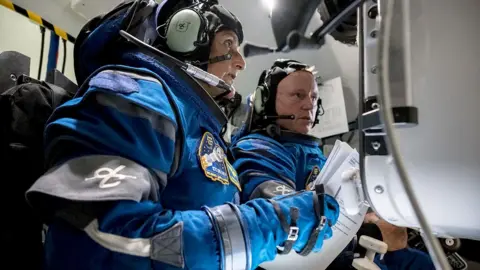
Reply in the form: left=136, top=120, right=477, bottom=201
left=231, top=135, right=298, bottom=202
left=25, top=69, right=249, bottom=269
left=376, top=248, right=436, bottom=270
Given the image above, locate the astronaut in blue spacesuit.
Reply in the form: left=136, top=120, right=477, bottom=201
left=25, top=1, right=340, bottom=270
left=230, top=59, right=326, bottom=203
left=229, top=59, right=435, bottom=270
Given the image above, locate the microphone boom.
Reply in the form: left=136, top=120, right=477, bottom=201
left=243, top=42, right=278, bottom=58
left=263, top=115, right=295, bottom=120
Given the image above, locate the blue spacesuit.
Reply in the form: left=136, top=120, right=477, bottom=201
left=230, top=59, right=327, bottom=202
left=25, top=1, right=340, bottom=270
left=232, top=130, right=326, bottom=202
left=377, top=248, right=435, bottom=270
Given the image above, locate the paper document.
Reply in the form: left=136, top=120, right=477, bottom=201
left=309, top=77, right=349, bottom=139
left=260, top=140, right=367, bottom=270
left=315, top=140, right=354, bottom=187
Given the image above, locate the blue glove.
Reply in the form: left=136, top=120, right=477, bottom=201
left=232, top=185, right=340, bottom=268
left=273, top=186, right=340, bottom=255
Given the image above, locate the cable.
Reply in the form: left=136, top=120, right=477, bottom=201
left=357, top=3, right=369, bottom=207
left=346, top=131, right=355, bottom=144
left=38, top=26, right=46, bottom=80
left=125, top=0, right=141, bottom=32
left=61, top=39, right=67, bottom=74
left=376, top=0, right=451, bottom=269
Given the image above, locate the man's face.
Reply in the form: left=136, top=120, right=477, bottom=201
left=275, top=71, right=319, bottom=134
left=207, top=30, right=246, bottom=99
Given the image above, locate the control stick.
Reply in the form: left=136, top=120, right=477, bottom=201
left=352, top=235, right=388, bottom=270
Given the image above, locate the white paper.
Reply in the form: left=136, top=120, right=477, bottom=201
left=309, top=77, right=349, bottom=139
left=317, top=141, right=354, bottom=187
left=261, top=140, right=367, bottom=270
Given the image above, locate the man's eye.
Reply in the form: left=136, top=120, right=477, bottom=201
left=295, top=93, right=304, bottom=99
left=224, top=40, right=233, bottom=48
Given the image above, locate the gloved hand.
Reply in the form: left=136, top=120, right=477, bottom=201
left=237, top=184, right=340, bottom=268
left=272, top=185, right=340, bottom=255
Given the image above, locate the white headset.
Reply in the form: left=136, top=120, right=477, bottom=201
left=164, top=5, right=210, bottom=55
left=253, top=83, right=270, bottom=115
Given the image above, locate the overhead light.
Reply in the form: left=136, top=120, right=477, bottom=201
left=261, top=0, right=275, bottom=17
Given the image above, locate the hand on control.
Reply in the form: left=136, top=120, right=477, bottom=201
left=364, top=212, right=407, bottom=251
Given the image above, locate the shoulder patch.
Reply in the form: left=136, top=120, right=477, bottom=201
left=198, top=132, right=229, bottom=185
left=225, top=159, right=241, bottom=191
left=89, top=70, right=140, bottom=94
left=305, top=165, right=321, bottom=190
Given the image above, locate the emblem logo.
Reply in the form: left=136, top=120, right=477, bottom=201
left=225, top=159, right=241, bottom=191
left=198, top=132, right=229, bottom=185
left=305, top=165, right=321, bottom=190
left=175, top=21, right=191, bottom=32
left=84, top=165, right=136, bottom=189
left=274, top=185, right=294, bottom=195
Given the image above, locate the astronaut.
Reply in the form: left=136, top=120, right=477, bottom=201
left=230, top=59, right=326, bottom=203
left=25, top=1, right=339, bottom=269
left=230, top=59, right=435, bottom=269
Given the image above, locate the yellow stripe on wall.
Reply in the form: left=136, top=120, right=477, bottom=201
left=53, top=25, right=68, bottom=41
left=27, top=10, right=43, bottom=26
left=0, top=0, right=76, bottom=43
left=0, top=0, right=15, bottom=11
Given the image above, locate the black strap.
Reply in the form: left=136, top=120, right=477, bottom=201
left=269, top=199, right=289, bottom=232
left=298, top=184, right=327, bottom=256
left=277, top=207, right=299, bottom=255
left=269, top=199, right=300, bottom=255
left=298, top=226, right=321, bottom=256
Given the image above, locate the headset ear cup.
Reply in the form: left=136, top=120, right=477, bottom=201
left=312, top=98, right=323, bottom=127
left=254, top=86, right=265, bottom=114
left=165, top=8, right=206, bottom=53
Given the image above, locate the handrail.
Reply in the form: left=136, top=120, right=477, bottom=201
left=0, top=0, right=76, bottom=43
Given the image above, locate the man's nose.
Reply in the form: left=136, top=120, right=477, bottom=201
left=232, top=51, right=246, bottom=71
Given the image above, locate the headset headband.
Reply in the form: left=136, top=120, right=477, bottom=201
left=264, top=59, right=313, bottom=89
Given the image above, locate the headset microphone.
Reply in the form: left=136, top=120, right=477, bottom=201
left=208, top=53, right=232, bottom=64
left=193, top=53, right=233, bottom=66
left=243, top=42, right=278, bottom=58
left=262, top=115, right=295, bottom=120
